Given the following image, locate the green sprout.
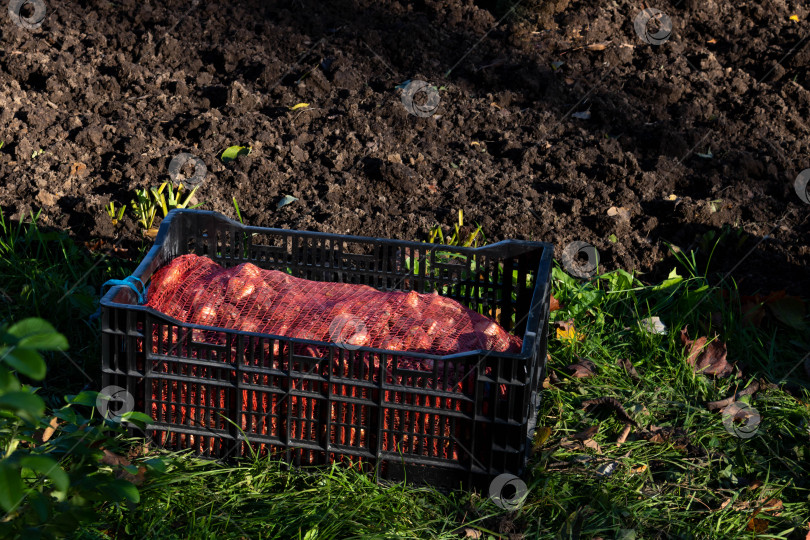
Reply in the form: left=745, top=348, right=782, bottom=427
left=233, top=197, right=244, bottom=224
left=152, top=182, right=203, bottom=217
left=105, top=201, right=126, bottom=227
left=31, top=148, right=44, bottom=159
left=427, top=209, right=482, bottom=248
left=131, top=188, right=158, bottom=232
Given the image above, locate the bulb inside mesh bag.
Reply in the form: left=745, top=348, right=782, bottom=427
left=145, top=254, right=522, bottom=356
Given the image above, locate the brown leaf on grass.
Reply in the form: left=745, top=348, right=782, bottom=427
left=566, top=358, right=596, bottom=378
left=616, top=357, right=640, bottom=380
left=556, top=319, right=584, bottom=341
left=463, top=527, right=483, bottom=538
left=680, top=327, right=734, bottom=377
left=582, top=438, right=602, bottom=453
left=746, top=515, right=767, bottom=533
left=544, top=370, right=561, bottom=387
left=764, top=291, right=806, bottom=330
left=99, top=449, right=146, bottom=485
left=741, top=291, right=807, bottom=330
left=550, top=294, right=562, bottom=312
left=582, top=397, right=638, bottom=427
left=100, top=449, right=130, bottom=467
left=572, top=425, right=599, bottom=440
left=616, top=424, right=633, bottom=446
left=532, top=426, right=553, bottom=452
left=705, top=380, right=760, bottom=411
left=762, top=499, right=783, bottom=513
left=41, top=416, right=59, bottom=443
left=747, top=479, right=764, bottom=491
left=642, top=425, right=689, bottom=447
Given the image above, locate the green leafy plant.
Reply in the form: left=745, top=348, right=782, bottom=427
left=105, top=201, right=126, bottom=227
left=407, top=210, right=484, bottom=273
left=31, top=149, right=44, bottom=159
left=130, top=188, right=158, bottom=232
left=0, top=318, right=163, bottom=538
left=152, top=182, right=202, bottom=217
left=404, top=210, right=494, bottom=315
left=221, top=145, right=251, bottom=163
left=233, top=197, right=244, bottom=224
left=131, top=182, right=202, bottom=233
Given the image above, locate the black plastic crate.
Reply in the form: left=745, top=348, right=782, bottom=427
left=100, top=209, right=552, bottom=489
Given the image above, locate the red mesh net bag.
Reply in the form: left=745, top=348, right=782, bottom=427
left=146, top=254, right=522, bottom=356
left=144, top=254, right=522, bottom=459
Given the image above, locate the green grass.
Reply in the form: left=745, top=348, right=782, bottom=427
left=0, top=209, right=138, bottom=401
left=1, top=214, right=808, bottom=538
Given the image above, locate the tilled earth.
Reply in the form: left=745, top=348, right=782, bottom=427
left=1, top=0, right=809, bottom=296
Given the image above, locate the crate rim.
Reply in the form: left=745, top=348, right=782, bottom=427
left=100, top=208, right=553, bottom=362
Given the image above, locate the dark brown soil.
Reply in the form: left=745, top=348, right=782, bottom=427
left=1, top=0, right=809, bottom=296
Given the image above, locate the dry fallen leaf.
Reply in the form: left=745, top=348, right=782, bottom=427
left=630, top=464, right=647, bottom=475
left=572, top=425, right=599, bottom=440
left=556, top=320, right=584, bottom=341
left=585, top=41, right=611, bottom=51
left=764, top=290, right=806, bottom=330
left=582, top=438, right=602, bottom=453
left=616, top=424, right=633, bottom=446
left=746, top=516, right=768, bottom=533
left=582, top=397, right=638, bottom=427
left=762, top=498, right=783, bottom=513
left=566, top=358, right=596, bottom=378
left=550, top=294, right=562, bottom=312
left=680, top=327, right=734, bottom=378
left=616, top=357, right=640, bottom=380
left=100, top=449, right=130, bottom=467
left=643, top=425, right=689, bottom=447
left=533, top=426, right=553, bottom=451
left=463, top=528, right=483, bottom=539
left=705, top=380, right=759, bottom=411
left=742, top=291, right=806, bottom=330
left=99, top=448, right=147, bottom=485
left=42, top=416, right=59, bottom=443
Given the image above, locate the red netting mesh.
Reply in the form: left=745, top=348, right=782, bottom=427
left=146, top=254, right=522, bottom=355
left=144, top=254, right=522, bottom=460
